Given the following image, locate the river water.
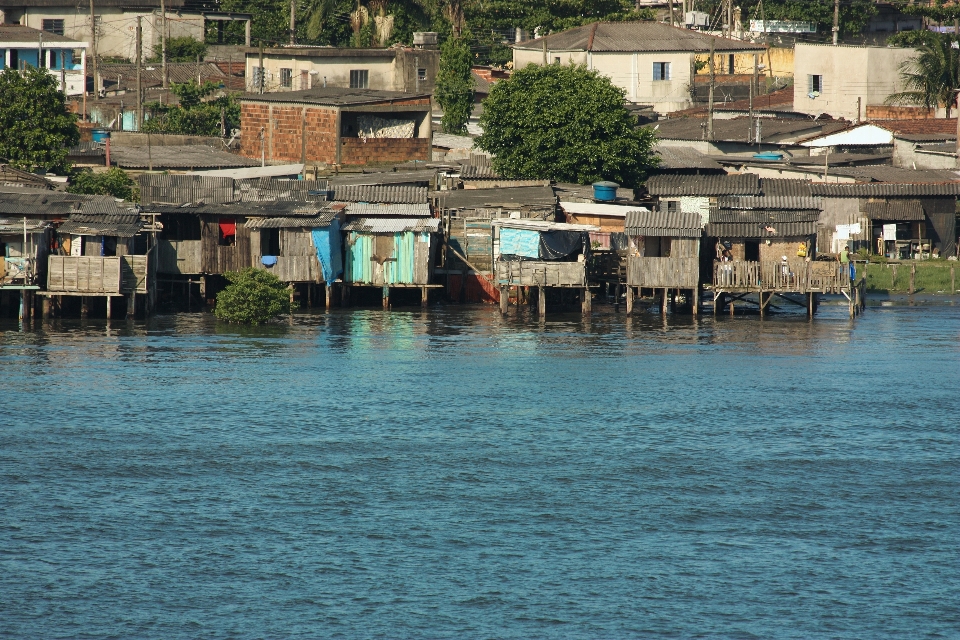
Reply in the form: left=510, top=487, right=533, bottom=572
left=1, top=298, right=958, bottom=639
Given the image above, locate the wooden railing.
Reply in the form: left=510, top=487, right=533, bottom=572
left=495, top=260, right=586, bottom=287
left=713, top=260, right=850, bottom=293
left=48, top=250, right=154, bottom=294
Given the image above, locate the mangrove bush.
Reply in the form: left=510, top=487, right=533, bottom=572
left=214, top=268, right=290, bottom=324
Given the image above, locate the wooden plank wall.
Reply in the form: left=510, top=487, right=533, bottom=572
left=495, top=260, right=586, bottom=287
left=200, top=216, right=253, bottom=275
left=47, top=256, right=122, bottom=293
left=158, top=240, right=202, bottom=274
left=628, top=256, right=700, bottom=288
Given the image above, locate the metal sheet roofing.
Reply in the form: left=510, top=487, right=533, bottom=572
left=240, top=88, right=432, bottom=106
left=0, top=218, right=51, bottom=233
left=436, top=185, right=558, bottom=210
left=245, top=212, right=338, bottom=229
left=560, top=202, right=644, bottom=217
left=654, top=117, right=844, bottom=143
left=646, top=173, right=760, bottom=196
left=707, top=209, right=819, bottom=238
left=344, top=202, right=431, bottom=217
left=0, top=189, right=126, bottom=216
left=718, top=195, right=822, bottom=210
left=513, top=21, right=764, bottom=53
left=810, top=182, right=960, bottom=197
left=861, top=200, right=926, bottom=221
left=342, top=217, right=441, bottom=233
left=333, top=184, right=428, bottom=204
left=329, top=169, right=437, bottom=187
left=460, top=164, right=499, bottom=179
left=187, top=164, right=305, bottom=180
left=654, top=146, right=724, bottom=171
left=492, top=219, right=599, bottom=232
left=759, top=178, right=815, bottom=197
left=139, top=174, right=236, bottom=206
left=624, top=210, right=702, bottom=237
left=238, top=178, right=330, bottom=202
left=111, top=145, right=258, bottom=170
left=58, top=212, right=143, bottom=237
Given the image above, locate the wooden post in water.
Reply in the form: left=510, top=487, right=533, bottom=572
left=581, top=287, right=591, bottom=315
left=952, top=267, right=956, bottom=293
left=662, top=288, right=668, bottom=316
left=325, top=284, right=332, bottom=309
left=42, top=296, right=50, bottom=319
left=421, top=286, right=428, bottom=309
left=382, top=285, right=389, bottom=310
left=910, top=263, right=916, bottom=294
left=81, top=297, right=89, bottom=318
left=499, top=287, right=508, bottom=314
left=537, top=286, right=546, bottom=318
left=692, top=286, right=699, bottom=317
left=759, top=292, right=765, bottom=318
left=626, top=286, right=633, bottom=314
left=105, top=296, right=112, bottom=320
left=729, top=298, right=734, bottom=317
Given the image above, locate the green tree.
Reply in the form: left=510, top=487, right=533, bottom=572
left=886, top=35, right=960, bottom=117
left=476, top=64, right=657, bottom=188
left=143, top=81, right=240, bottom=136
left=67, top=168, right=139, bottom=201
left=737, top=0, right=877, bottom=38
left=435, top=36, right=474, bottom=134
left=147, top=36, right=208, bottom=63
left=215, top=268, right=291, bottom=324
left=0, top=67, right=79, bottom=172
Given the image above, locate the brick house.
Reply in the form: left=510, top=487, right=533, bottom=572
left=240, top=88, right=432, bottom=167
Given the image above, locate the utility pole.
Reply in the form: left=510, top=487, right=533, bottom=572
left=258, top=40, right=265, bottom=94
left=160, top=0, right=168, bottom=88
left=749, top=53, right=756, bottom=140
left=290, top=0, right=296, bottom=45
left=707, top=39, right=715, bottom=141
left=90, top=0, right=98, bottom=100
left=668, top=0, right=675, bottom=28
left=136, top=16, right=143, bottom=130
left=832, top=0, right=840, bottom=45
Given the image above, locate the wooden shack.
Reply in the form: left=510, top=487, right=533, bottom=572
left=706, top=199, right=838, bottom=316
left=0, top=217, right=50, bottom=320
left=44, top=209, right=156, bottom=318
left=623, top=209, right=703, bottom=315
left=492, top=219, right=598, bottom=317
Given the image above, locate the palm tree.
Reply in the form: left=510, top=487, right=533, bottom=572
left=886, top=36, right=960, bottom=118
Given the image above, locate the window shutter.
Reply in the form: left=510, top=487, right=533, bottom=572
left=665, top=62, right=671, bottom=80
left=808, top=74, right=813, bottom=93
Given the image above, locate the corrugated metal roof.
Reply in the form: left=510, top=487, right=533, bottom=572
left=329, top=169, right=437, bottom=187
left=67, top=142, right=106, bottom=158
left=111, top=145, right=259, bottom=170
left=760, top=178, right=815, bottom=198
left=828, top=166, right=960, bottom=184
left=811, top=182, right=960, bottom=197
left=344, top=202, right=431, bottom=217
left=241, top=88, right=432, bottom=106
left=647, top=174, right=760, bottom=196
left=342, top=217, right=441, bottom=233
left=460, top=164, right=499, bottom=179
left=0, top=189, right=126, bottom=216
left=624, top=210, right=702, bottom=237
left=861, top=200, right=926, bottom=221
left=719, top=195, right=822, bottom=210
left=437, top=185, right=558, bottom=211
left=245, top=212, right=337, bottom=229
left=513, top=21, right=764, bottom=53
left=334, top=184, right=428, bottom=204
left=560, top=202, right=644, bottom=217
left=238, top=178, right=330, bottom=202
left=707, top=209, right=818, bottom=238
left=0, top=218, right=51, bottom=233
left=654, top=146, right=724, bottom=171
left=58, top=212, right=143, bottom=237
left=139, top=174, right=236, bottom=205
left=654, top=117, right=844, bottom=143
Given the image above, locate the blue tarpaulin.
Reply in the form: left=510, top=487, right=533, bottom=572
left=499, top=227, right=541, bottom=259
left=313, top=218, right=343, bottom=284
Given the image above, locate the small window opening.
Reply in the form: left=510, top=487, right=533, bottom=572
left=653, top=62, right=671, bottom=81
left=218, top=218, right=237, bottom=247
left=417, top=68, right=427, bottom=80
left=260, top=228, right=281, bottom=256
left=42, top=19, right=65, bottom=36
left=280, top=68, right=292, bottom=88
left=349, top=69, right=369, bottom=89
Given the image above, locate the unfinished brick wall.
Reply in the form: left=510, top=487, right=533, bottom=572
left=865, top=105, right=936, bottom=120
left=241, top=102, right=339, bottom=164
left=340, top=137, right=430, bottom=165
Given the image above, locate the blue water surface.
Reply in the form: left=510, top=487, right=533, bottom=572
left=1, top=300, right=958, bottom=638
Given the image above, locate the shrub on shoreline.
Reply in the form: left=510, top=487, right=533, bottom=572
left=214, top=268, right=289, bottom=324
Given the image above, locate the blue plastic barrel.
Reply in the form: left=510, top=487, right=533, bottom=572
left=91, top=128, right=111, bottom=143
left=593, top=181, right=619, bottom=201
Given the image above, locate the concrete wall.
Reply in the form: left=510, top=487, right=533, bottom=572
left=794, top=44, right=915, bottom=121
left=9, top=7, right=202, bottom=62
left=893, top=138, right=958, bottom=170
left=245, top=48, right=438, bottom=94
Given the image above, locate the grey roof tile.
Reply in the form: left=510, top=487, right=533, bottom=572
left=861, top=200, right=926, bottom=221
left=333, top=184, right=428, bottom=204
left=625, top=210, right=702, bottom=237
left=112, top=145, right=258, bottom=170
left=646, top=173, right=760, bottom=196
left=344, top=202, right=431, bottom=217
left=811, top=183, right=960, bottom=197
left=139, top=174, right=236, bottom=205
left=513, top=21, right=764, bottom=53
left=240, top=88, right=431, bottom=106
left=245, top=211, right=338, bottom=228
left=342, top=217, right=441, bottom=233
left=719, top=195, right=822, bottom=210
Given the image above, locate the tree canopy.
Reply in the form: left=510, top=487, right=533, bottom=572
left=0, top=67, right=79, bottom=172
left=147, top=36, right=208, bottom=63
left=724, top=0, right=877, bottom=38
left=435, top=36, right=474, bottom=134
left=67, top=168, right=139, bottom=202
left=476, top=64, right=657, bottom=188
left=886, top=34, right=960, bottom=117
left=215, top=268, right=291, bottom=324
left=142, top=81, right=240, bottom=136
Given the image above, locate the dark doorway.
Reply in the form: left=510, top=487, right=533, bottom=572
left=745, top=240, right=760, bottom=261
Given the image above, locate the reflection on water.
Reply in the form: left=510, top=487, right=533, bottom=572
left=1, top=299, right=959, bottom=639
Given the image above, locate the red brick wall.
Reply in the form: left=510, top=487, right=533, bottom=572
left=240, top=103, right=339, bottom=164
left=340, top=137, right=430, bottom=165
left=866, top=105, right=936, bottom=120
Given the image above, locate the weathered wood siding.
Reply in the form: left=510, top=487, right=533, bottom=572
left=627, top=257, right=700, bottom=288
left=714, top=260, right=849, bottom=293
left=250, top=229, right=322, bottom=283
left=200, top=216, right=253, bottom=275
left=344, top=232, right=434, bottom=286
left=495, top=260, right=586, bottom=287
left=121, top=254, right=150, bottom=293
left=47, top=256, right=122, bottom=293
left=158, top=240, right=202, bottom=274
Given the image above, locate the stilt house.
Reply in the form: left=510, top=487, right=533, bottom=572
left=623, top=208, right=703, bottom=314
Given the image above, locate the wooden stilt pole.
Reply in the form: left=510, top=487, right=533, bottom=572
left=81, top=296, right=89, bottom=318
left=325, top=283, right=332, bottom=309
left=538, top=286, right=546, bottom=318
left=500, top=286, right=508, bottom=314
left=106, top=296, right=112, bottom=319
left=759, top=291, right=765, bottom=318
left=42, top=296, right=50, bottom=319
left=421, top=286, right=428, bottom=309
left=382, top=285, right=389, bottom=310
left=626, top=286, right=634, bottom=315
left=808, top=292, right=814, bottom=319
left=127, top=293, right=135, bottom=318
left=582, top=286, right=591, bottom=315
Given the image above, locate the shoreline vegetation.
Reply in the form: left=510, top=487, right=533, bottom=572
left=861, top=260, right=959, bottom=294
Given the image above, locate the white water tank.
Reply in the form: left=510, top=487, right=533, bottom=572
left=685, top=11, right=710, bottom=27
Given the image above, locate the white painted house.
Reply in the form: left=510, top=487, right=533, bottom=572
left=512, top=21, right=764, bottom=114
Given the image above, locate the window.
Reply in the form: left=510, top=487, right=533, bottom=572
left=653, top=62, right=671, bottom=81
left=260, top=228, right=281, bottom=256
left=218, top=218, right=236, bottom=247
left=349, top=69, right=369, bottom=89
left=42, top=19, right=64, bottom=36
left=808, top=74, right=823, bottom=95
left=554, top=56, right=561, bottom=64
left=279, top=67, right=292, bottom=88
left=666, top=200, right=679, bottom=214
left=728, top=54, right=735, bottom=74
left=417, top=67, right=427, bottom=80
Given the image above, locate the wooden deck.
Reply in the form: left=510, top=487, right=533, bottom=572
left=712, top=260, right=850, bottom=294
left=47, top=252, right=153, bottom=295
